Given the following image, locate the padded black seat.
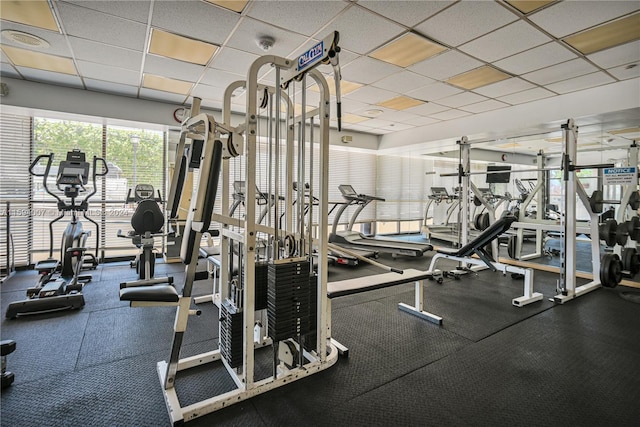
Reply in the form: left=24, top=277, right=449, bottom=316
left=119, top=284, right=179, bottom=303
left=436, top=215, right=516, bottom=268
left=131, top=199, right=164, bottom=235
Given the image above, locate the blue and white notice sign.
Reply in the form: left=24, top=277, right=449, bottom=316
left=603, top=166, right=637, bottom=185
left=298, top=41, right=324, bottom=71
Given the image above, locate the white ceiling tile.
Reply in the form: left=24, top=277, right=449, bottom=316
left=415, top=1, right=518, bottom=47
left=587, top=40, right=640, bottom=69
left=225, top=17, right=309, bottom=57
left=191, top=83, right=224, bottom=102
left=328, top=5, right=405, bottom=54
left=152, top=1, right=240, bottom=45
left=342, top=57, right=402, bottom=85
left=459, top=99, right=509, bottom=114
left=77, top=60, right=140, bottom=86
left=472, top=78, right=535, bottom=97
left=545, top=72, right=616, bottom=94
left=521, top=59, right=599, bottom=85
left=200, top=68, right=245, bottom=90
left=382, top=122, right=414, bottom=131
left=139, top=87, right=187, bottom=104
left=341, top=123, right=376, bottom=133
left=247, top=0, right=348, bottom=37
left=57, top=2, right=148, bottom=51
left=0, top=21, right=72, bottom=57
left=374, top=110, right=422, bottom=123
left=529, top=1, right=640, bottom=38
left=436, top=91, right=488, bottom=108
left=401, top=115, right=441, bottom=126
left=408, top=50, right=483, bottom=80
left=493, top=42, right=577, bottom=75
left=61, top=0, right=151, bottom=24
left=84, top=78, right=138, bottom=97
left=458, top=21, right=551, bottom=62
left=358, top=0, right=455, bottom=27
left=429, top=109, right=471, bottom=120
left=143, top=55, right=205, bottom=82
left=607, top=63, right=640, bottom=80
left=404, top=102, right=449, bottom=116
left=372, top=70, right=434, bottom=93
left=360, top=118, right=396, bottom=129
left=344, top=85, right=397, bottom=104
left=68, top=37, right=143, bottom=71
left=406, top=81, right=462, bottom=101
left=1, top=62, right=21, bottom=78
left=210, top=47, right=259, bottom=76
left=498, top=87, right=555, bottom=104
left=16, top=67, right=84, bottom=88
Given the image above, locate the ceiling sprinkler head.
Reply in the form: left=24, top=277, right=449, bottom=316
left=257, top=36, right=275, bottom=52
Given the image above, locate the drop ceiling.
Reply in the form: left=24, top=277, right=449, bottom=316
left=1, top=0, right=639, bottom=153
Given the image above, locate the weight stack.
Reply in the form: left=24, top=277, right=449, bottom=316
left=267, top=261, right=311, bottom=342
left=220, top=299, right=243, bottom=368
left=241, top=261, right=269, bottom=310
left=304, top=273, right=318, bottom=352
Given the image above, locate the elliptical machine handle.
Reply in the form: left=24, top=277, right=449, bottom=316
left=29, top=153, right=54, bottom=177
left=94, top=157, right=109, bottom=177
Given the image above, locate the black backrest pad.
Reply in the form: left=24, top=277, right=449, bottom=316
left=181, top=140, right=223, bottom=265
left=455, top=215, right=516, bottom=257
left=131, top=199, right=164, bottom=234
left=169, top=155, right=187, bottom=220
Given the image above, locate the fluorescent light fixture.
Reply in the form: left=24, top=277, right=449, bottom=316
left=370, top=33, right=448, bottom=67
left=564, top=13, right=640, bottom=55
left=310, top=77, right=362, bottom=96
left=446, top=66, right=511, bottom=90
left=505, top=1, right=555, bottom=14
left=205, top=0, right=248, bottom=13
left=608, top=127, right=640, bottom=135
left=0, top=0, right=59, bottom=32
left=377, top=96, right=424, bottom=110
left=342, top=113, right=369, bottom=124
left=1, top=45, right=75, bottom=74
left=143, top=74, right=193, bottom=95
left=149, top=29, right=217, bottom=65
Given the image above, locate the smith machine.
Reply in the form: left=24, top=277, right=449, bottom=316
left=121, top=32, right=343, bottom=425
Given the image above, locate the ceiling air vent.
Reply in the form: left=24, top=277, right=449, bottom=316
left=1, top=30, right=50, bottom=48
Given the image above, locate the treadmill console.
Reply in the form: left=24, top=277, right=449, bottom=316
left=338, top=184, right=359, bottom=199
left=430, top=187, right=449, bottom=199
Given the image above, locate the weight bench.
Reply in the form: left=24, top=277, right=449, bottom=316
left=327, top=268, right=442, bottom=356
left=427, top=215, right=543, bottom=307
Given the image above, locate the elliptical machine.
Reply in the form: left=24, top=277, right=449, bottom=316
left=118, top=184, right=173, bottom=288
left=5, top=149, right=108, bottom=319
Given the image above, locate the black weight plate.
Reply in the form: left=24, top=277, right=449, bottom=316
left=474, top=214, right=481, bottom=231
left=481, top=212, right=490, bottom=231
left=616, top=226, right=629, bottom=246
left=590, top=190, right=604, bottom=213
left=600, top=253, right=616, bottom=288
left=600, top=219, right=617, bottom=247
left=629, top=191, right=640, bottom=210
left=629, top=216, right=640, bottom=241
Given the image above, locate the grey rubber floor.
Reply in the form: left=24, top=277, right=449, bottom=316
left=2, top=252, right=639, bottom=426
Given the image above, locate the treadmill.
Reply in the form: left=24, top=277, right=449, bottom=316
left=329, top=185, right=432, bottom=257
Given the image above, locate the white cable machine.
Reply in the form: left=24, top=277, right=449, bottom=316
left=158, top=32, right=343, bottom=425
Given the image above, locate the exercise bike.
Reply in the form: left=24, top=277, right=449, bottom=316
left=5, top=150, right=108, bottom=319
left=118, top=184, right=173, bottom=288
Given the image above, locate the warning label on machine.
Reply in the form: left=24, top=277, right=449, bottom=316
left=603, top=167, right=637, bottom=185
